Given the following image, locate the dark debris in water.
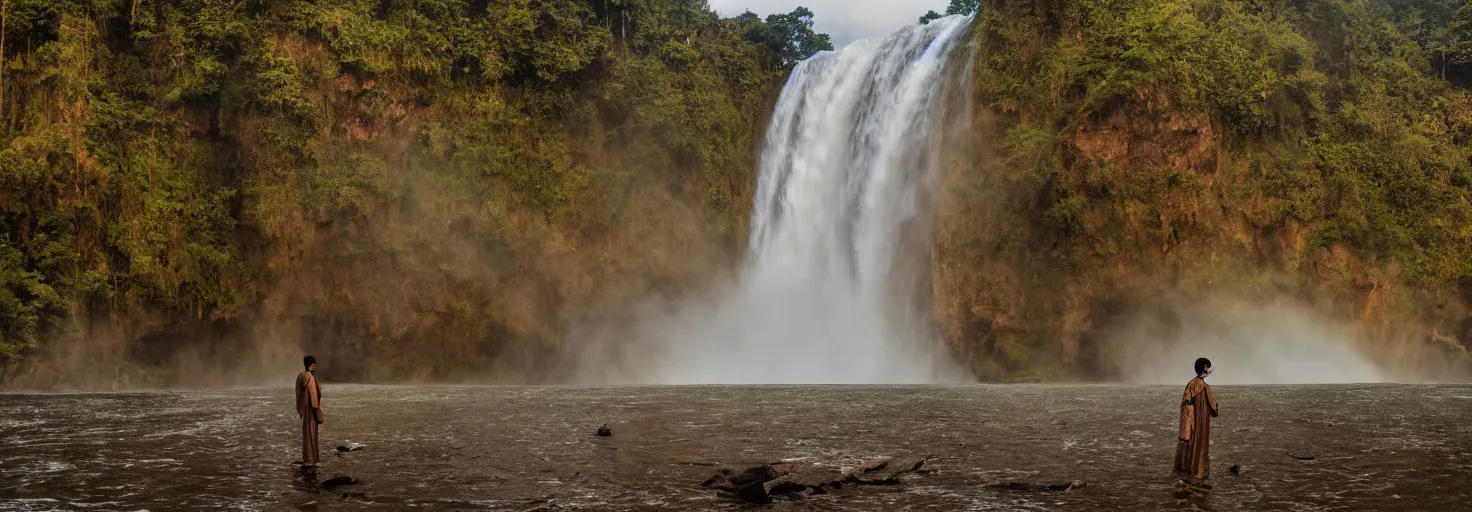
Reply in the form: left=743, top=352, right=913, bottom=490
left=321, top=475, right=359, bottom=488
left=985, top=480, right=1087, bottom=492
left=701, top=456, right=932, bottom=504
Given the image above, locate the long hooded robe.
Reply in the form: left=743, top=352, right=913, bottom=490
left=295, top=370, right=323, bottom=465
left=1174, top=375, right=1218, bottom=479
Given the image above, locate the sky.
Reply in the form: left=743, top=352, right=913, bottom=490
left=708, top=0, right=952, bottom=48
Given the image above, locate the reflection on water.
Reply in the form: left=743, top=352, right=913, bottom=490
left=1, top=385, right=1469, bottom=510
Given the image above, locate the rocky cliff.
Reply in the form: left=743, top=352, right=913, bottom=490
left=3, top=0, right=1470, bottom=388
left=0, top=0, right=815, bottom=388
left=934, top=0, right=1472, bottom=382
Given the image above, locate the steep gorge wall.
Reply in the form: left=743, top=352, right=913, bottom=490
left=934, top=0, right=1472, bottom=382
left=0, top=0, right=795, bottom=389
left=5, top=0, right=1471, bottom=388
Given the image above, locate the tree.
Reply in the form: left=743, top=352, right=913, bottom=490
left=1447, top=1, right=1472, bottom=85
left=741, top=6, right=833, bottom=66
left=920, top=0, right=982, bottom=24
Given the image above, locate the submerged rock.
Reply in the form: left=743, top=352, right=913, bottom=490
left=729, top=465, right=780, bottom=488
left=1229, top=464, right=1241, bottom=475
left=857, top=457, right=892, bottom=473
left=763, top=476, right=809, bottom=496
left=1290, top=454, right=1316, bottom=461
left=335, top=443, right=366, bottom=453
left=772, top=461, right=845, bottom=491
left=596, top=424, right=612, bottom=437
left=852, top=457, right=926, bottom=485
left=986, top=480, right=1086, bottom=492
left=737, top=480, right=773, bottom=504
left=704, top=456, right=934, bottom=504
left=703, top=465, right=784, bottom=504
left=321, top=476, right=359, bottom=488
left=700, top=468, right=733, bottom=488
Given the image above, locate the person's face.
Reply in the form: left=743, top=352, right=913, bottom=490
left=1203, top=365, right=1213, bottom=377
left=309, top=363, right=317, bottom=373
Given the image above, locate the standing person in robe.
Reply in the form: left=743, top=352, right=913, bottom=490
left=296, top=355, right=325, bottom=468
left=1174, top=357, right=1218, bottom=480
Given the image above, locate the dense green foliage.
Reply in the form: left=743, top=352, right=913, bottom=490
left=921, top=0, right=982, bottom=24
left=978, top=0, right=1472, bottom=284
left=737, top=7, right=833, bottom=66
left=0, top=0, right=830, bottom=385
left=937, top=0, right=1472, bottom=380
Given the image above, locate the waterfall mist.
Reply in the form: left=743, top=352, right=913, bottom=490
left=1094, top=298, right=1388, bottom=385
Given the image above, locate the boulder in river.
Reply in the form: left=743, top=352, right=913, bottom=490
left=704, top=456, right=934, bottom=504
left=702, top=465, right=780, bottom=503
left=764, top=477, right=807, bottom=496
left=737, top=480, right=773, bottom=504
left=772, top=461, right=846, bottom=491
left=596, top=424, right=612, bottom=437
left=700, top=468, right=733, bottom=489
left=847, top=457, right=928, bottom=485
left=857, top=457, right=892, bottom=473
left=731, top=465, right=780, bottom=487
left=702, top=465, right=790, bottom=504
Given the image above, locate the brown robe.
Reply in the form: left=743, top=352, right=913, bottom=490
left=295, top=370, right=323, bottom=465
left=1174, top=375, right=1218, bottom=479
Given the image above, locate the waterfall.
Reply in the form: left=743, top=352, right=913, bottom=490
left=580, top=15, right=976, bottom=384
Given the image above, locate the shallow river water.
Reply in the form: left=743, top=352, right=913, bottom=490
left=1, top=384, right=1469, bottom=511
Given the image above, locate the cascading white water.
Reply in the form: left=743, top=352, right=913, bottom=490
left=579, top=15, right=975, bottom=384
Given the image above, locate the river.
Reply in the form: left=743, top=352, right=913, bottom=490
left=2, top=384, right=1469, bottom=511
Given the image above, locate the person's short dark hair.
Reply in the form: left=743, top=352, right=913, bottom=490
left=1194, top=357, right=1211, bottom=376
left=304, top=355, right=317, bottom=369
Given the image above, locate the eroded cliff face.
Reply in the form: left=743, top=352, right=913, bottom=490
left=933, top=0, right=1472, bottom=383
left=0, top=1, right=789, bottom=389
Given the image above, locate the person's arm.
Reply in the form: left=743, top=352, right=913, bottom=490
left=295, top=374, right=306, bottom=409
left=308, top=375, right=321, bottom=410
left=1205, top=384, right=1219, bottom=417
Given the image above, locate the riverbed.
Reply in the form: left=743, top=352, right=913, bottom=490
left=2, top=384, right=1468, bottom=510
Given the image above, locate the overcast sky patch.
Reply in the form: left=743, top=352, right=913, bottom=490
left=709, top=0, right=952, bottom=48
